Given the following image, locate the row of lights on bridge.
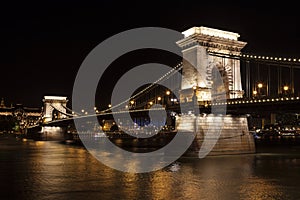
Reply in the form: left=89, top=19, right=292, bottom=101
left=240, top=54, right=300, bottom=62
left=103, top=95, right=300, bottom=109
left=212, top=96, right=300, bottom=106
left=207, top=50, right=300, bottom=63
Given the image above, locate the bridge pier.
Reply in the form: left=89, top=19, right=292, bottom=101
left=176, top=114, right=255, bottom=156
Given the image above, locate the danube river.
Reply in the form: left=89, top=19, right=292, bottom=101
left=0, top=135, right=299, bottom=200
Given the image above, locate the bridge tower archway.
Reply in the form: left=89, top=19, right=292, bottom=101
left=211, top=62, right=230, bottom=100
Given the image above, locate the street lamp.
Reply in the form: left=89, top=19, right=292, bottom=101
left=283, top=85, right=289, bottom=97
left=165, top=91, right=171, bottom=106
left=108, top=104, right=112, bottom=108
left=157, top=96, right=161, bottom=101
left=253, top=90, right=258, bottom=99
left=129, top=100, right=135, bottom=109
left=257, top=83, right=264, bottom=98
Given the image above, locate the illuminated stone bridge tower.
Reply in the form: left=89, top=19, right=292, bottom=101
left=176, top=26, right=247, bottom=103
left=175, top=26, right=255, bottom=156
left=42, top=96, right=68, bottom=123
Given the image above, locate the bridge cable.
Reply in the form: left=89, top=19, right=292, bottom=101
left=99, top=62, right=183, bottom=113
left=50, top=104, right=77, bottom=118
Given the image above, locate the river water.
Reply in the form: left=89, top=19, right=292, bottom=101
left=0, top=135, right=300, bottom=200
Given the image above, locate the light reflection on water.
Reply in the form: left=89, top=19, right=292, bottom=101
left=0, top=136, right=299, bottom=200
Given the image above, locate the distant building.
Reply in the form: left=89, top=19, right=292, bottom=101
left=0, top=98, right=42, bottom=132
left=0, top=98, right=5, bottom=108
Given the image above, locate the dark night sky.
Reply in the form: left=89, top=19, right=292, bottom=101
left=1, top=0, right=300, bottom=108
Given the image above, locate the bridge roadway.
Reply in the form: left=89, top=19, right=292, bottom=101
left=35, top=96, right=300, bottom=129
left=203, top=96, right=300, bottom=115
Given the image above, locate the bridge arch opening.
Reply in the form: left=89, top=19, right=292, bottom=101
left=211, top=61, right=230, bottom=100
